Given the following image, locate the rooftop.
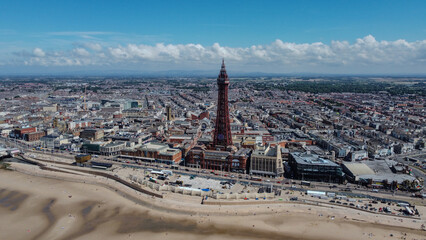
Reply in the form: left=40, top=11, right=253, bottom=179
left=291, top=152, right=339, bottom=167
left=140, top=142, right=168, bottom=151
left=343, top=162, right=375, bottom=176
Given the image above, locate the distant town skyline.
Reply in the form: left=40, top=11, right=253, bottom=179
left=1, top=0, right=426, bottom=75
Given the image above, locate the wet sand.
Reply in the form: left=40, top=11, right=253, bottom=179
left=0, top=170, right=425, bottom=240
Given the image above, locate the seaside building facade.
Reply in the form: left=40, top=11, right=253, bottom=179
left=289, top=152, right=344, bottom=183
left=121, top=142, right=182, bottom=165
left=250, top=144, right=284, bottom=177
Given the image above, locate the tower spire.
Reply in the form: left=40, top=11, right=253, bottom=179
left=218, top=58, right=228, bottom=81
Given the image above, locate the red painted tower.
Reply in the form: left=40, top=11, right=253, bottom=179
left=213, top=59, right=233, bottom=149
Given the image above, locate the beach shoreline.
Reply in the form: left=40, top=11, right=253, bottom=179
left=1, top=163, right=425, bottom=240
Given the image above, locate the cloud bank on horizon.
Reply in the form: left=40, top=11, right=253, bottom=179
left=4, top=35, right=426, bottom=74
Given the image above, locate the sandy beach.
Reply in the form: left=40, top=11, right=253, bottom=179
left=0, top=164, right=425, bottom=240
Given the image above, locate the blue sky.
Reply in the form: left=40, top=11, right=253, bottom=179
left=1, top=0, right=425, bottom=74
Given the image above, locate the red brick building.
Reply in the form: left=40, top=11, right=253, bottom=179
left=13, top=127, right=36, bottom=138
left=24, top=131, right=46, bottom=142
left=186, top=146, right=249, bottom=173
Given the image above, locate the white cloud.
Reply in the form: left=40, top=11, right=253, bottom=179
left=33, top=48, right=45, bottom=57
left=73, top=48, right=90, bottom=57
left=6, top=35, right=426, bottom=73
left=83, top=42, right=102, bottom=51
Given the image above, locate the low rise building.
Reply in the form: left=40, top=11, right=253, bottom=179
left=11, top=127, right=36, bottom=138
left=121, top=142, right=182, bottom=164
left=347, top=150, right=368, bottom=161
left=250, top=144, right=284, bottom=177
left=186, top=145, right=249, bottom=173
left=289, top=152, right=344, bottom=183
left=80, top=129, right=104, bottom=141
left=100, top=142, right=126, bottom=156
left=40, top=134, right=69, bottom=149
left=24, top=131, right=46, bottom=142
left=342, top=161, right=422, bottom=191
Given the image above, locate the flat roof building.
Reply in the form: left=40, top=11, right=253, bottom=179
left=121, top=142, right=182, bottom=165
left=289, top=152, right=343, bottom=183
left=250, top=144, right=284, bottom=177
left=342, top=161, right=420, bottom=191
left=80, top=129, right=104, bottom=141
left=342, top=162, right=375, bottom=182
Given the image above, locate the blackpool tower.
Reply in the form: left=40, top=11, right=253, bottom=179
left=213, top=59, right=233, bottom=149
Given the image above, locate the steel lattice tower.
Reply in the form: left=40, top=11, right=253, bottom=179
left=213, top=59, right=233, bottom=148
